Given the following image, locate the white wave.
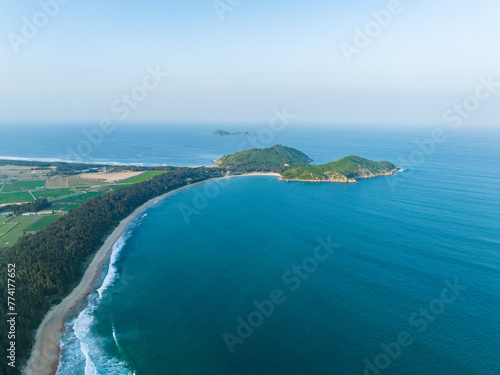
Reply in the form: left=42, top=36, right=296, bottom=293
left=57, top=233, right=135, bottom=375
left=97, top=233, right=131, bottom=299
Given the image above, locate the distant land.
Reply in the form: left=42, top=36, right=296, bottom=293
left=210, top=130, right=250, bottom=136
left=215, top=145, right=398, bottom=182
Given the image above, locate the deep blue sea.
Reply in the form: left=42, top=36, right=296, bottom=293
left=2, top=124, right=499, bottom=374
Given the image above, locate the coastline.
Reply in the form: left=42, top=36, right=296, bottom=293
left=23, top=173, right=278, bottom=375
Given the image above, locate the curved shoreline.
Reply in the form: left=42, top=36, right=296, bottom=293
left=23, top=173, right=278, bottom=375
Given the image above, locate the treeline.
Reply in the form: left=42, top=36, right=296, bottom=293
left=0, top=167, right=223, bottom=374
left=0, top=199, right=51, bottom=216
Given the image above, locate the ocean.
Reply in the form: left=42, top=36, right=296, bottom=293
left=3, top=124, right=498, bottom=374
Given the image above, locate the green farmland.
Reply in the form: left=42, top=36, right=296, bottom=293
left=0, top=216, right=41, bottom=247
left=0, top=214, right=62, bottom=247
left=0, top=191, right=34, bottom=205
left=0, top=168, right=162, bottom=244
left=118, top=171, right=165, bottom=184
left=1, top=179, right=46, bottom=192
left=24, top=215, right=61, bottom=232
left=33, top=188, right=73, bottom=200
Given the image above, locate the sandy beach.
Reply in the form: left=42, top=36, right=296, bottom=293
left=23, top=173, right=279, bottom=375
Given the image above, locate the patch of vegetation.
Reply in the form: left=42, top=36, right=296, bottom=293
left=54, top=191, right=104, bottom=205
left=0, top=216, right=41, bottom=247
left=45, top=178, right=69, bottom=189
left=118, top=171, right=165, bottom=184
left=32, top=188, right=73, bottom=200
left=215, top=145, right=312, bottom=173
left=0, top=223, right=16, bottom=236
left=0, top=192, right=34, bottom=205
left=1, top=180, right=46, bottom=193
left=56, top=204, right=80, bottom=212
left=23, top=215, right=61, bottom=232
left=68, top=176, right=109, bottom=187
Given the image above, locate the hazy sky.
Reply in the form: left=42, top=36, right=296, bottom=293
left=1, top=0, right=499, bottom=126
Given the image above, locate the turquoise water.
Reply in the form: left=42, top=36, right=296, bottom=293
left=37, top=126, right=500, bottom=374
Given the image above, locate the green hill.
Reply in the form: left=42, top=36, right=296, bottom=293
left=215, top=145, right=313, bottom=172
left=280, top=156, right=398, bottom=183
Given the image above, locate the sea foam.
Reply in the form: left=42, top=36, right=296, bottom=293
left=57, top=230, right=135, bottom=375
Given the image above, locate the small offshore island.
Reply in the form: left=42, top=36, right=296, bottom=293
left=215, top=144, right=398, bottom=182
left=210, top=130, right=250, bottom=136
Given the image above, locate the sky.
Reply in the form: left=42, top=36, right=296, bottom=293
left=0, top=0, right=499, bottom=126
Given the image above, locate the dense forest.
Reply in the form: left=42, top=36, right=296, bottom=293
left=215, top=145, right=312, bottom=173
left=280, top=155, right=398, bottom=181
left=0, top=167, right=223, bottom=374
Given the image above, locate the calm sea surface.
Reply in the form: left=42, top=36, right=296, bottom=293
left=3, top=125, right=498, bottom=374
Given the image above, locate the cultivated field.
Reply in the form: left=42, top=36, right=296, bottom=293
left=33, top=188, right=73, bottom=200
left=45, top=177, right=69, bottom=189
left=0, top=165, right=164, bottom=242
left=24, top=215, right=61, bottom=232
left=68, top=175, right=110, bottom=187
left=0, top=191, right=34, bottom=205
left=118, top=171, right=165, bottom=184
left=0, top=216, right=40, bottom=247
left=79, top=171, right=143, bottom=183
left=0, top=214, right=63, bottom=247
left=1, top=179, right=46, bottom=192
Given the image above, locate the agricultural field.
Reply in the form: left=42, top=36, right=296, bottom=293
left=0, top=165, right=54, bottom=182
left=118, top=171, right=164, bottom=184
left=24, top=215, right=61, bottom=232
left=0, top=222, right=17, bottom=236
left=68, top=175, right=110, bottom=187
left=1, top=179, right=46, bottom=192
left=0, top=215, right=41, bottom=247
left=0, top=164, right=164, bottom=247
left=55, top=204, right=80, bottom=212
left=78, top=172, right=141, bottom=183
left=0, top=214, right=63, bottom=247
left=32, top=188, right=73, bottom=200
left=45, top=177, right=69, bottom=189
left=0, top=191, right=34, bottom=205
